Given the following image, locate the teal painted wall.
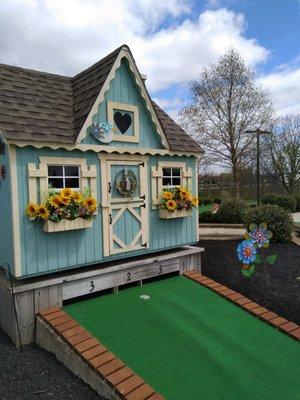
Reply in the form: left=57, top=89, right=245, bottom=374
left=81, top=58, right=164, bottom=150
left=0, top=149, right=14, bottom=268
left=16, top=146, right=197, bottom=278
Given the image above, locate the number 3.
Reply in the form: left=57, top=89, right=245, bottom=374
left=89, top=281, right=95, bottom=292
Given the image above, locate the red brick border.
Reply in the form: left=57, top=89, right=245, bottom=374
left=184, top=271, right=300, bottom=341
left=39, top=307, right=164, bottom=400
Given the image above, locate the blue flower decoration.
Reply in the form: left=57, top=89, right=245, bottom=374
left=237, top=240, right=257, bottom=265
left=100, top=122, right=112, bottom=133
left=246, top=223, right=272, bottom=248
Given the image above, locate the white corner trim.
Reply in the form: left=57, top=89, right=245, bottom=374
left=195, top=156, right=200, bottom=241
left=8, top=145, right=22, bottom=278
left=75, top=47, right=170, bottom=149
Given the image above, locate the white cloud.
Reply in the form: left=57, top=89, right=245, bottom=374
left=132, top=9, right=269, bottom=91
left=0, top=2, right=267, bottom=83
left=259, top=62, right=300, bottom=115
left=0, top=0, right=297, bottom=116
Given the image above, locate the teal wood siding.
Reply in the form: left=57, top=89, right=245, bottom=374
left=16, top=147, right=197, bottom=278
left=81, top=58, right=164, bottom=150
left=0, top=149, right=14, bottom=268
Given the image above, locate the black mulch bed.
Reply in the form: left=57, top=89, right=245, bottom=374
left=198, top=240, right=300, bottom=325
left=0, top=329, right=104, bottom=400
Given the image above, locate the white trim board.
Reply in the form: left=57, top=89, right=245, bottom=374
left=8, top=145, right=22, bottom=277
left=7, top=140, right=202, bottom=157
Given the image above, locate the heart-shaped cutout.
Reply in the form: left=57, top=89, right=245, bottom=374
left=114, top=111, right=132, bottom=134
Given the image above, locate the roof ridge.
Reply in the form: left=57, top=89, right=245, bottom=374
left=72, top=44, right=127, bottom=82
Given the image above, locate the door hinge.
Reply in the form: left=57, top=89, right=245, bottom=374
left=139, top=195, right=145, bottom=200
left=139, top=161, right=145, bottom=167
left=141, top=203, right=146, bottom=208
left=141, top=242, right=147, bottom=248
left=108, top=182, right=111, bottom=193
left=109, top=213, right=112, bottom=225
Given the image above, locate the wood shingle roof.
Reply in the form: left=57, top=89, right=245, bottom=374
left=0, top=45, right=202, bottom=153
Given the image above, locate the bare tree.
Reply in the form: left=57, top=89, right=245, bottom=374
left=180, top=48, right=274, bottom=198
left=264, top=115, right=300, bottom=194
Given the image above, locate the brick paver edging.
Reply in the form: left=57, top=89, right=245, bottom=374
left=39, top=307, right=164, bottom=400
left=184, top=271, right=300, bottom=341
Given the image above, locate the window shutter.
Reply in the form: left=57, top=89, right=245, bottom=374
left=151, top=166, right=163, bottom=208
left=182, top=166, right=192, bottom=189
left=27, top=163, right=48, bottom=203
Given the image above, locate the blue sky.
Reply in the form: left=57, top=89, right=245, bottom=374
left=0, top=0, right=299, bottom=117
left=153, top=0, right=300, bottom=116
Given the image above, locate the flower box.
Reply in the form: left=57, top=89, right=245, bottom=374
left=158, top=208, right=192, bottom=219
left=43, top=218, right=93, bottom=233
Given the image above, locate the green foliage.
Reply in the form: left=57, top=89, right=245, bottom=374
left=199, top=211, right=218, bottom=223
left=218, top=199, right=248, bottom=224
left=293, top=195, right=300, bottom=211
left=203, top=198, right=212, bottom=205
left=244, top=205, right=293, bottom=243
left=261, top=193, right=277, bottom=205
left=262, top=193, right=297, bottom=212
left=266, top=254, right=278, bottom=265
left=242, top=265, right=255, bottom=278
left=213, top=198, right=222, bottom=204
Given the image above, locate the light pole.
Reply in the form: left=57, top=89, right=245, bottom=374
left=245, top=129, right=272, bottom=206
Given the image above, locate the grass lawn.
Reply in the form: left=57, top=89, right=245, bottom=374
left=198, top=204, right=213, bottom=214
left=65, top=276, right=300, bottom=400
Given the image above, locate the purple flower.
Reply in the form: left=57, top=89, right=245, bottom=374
left=237, top=240, right=257, bottom=265
left=247, top=223, right=272, bottom=248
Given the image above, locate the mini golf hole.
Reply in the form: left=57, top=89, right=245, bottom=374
left=140, top=294, right=150, bottom=300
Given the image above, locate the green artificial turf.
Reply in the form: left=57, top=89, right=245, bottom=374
left=198, top=204, right=213, bottom=214
left=64, top=276, right=300, bottom=400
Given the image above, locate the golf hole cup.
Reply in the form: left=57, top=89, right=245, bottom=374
left=140, top=294, right=150, bottom=300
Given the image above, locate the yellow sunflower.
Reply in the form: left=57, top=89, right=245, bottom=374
left=178, top=186, right=188, bottom=194
left=26, top=202, right=38, bottom=218
left=83, top=196, right=97, bottom=211
left=48, top=195, right=62, bottom=209
left=192, top=197, right=199, bottom=206
left=37, top=205, right=50, bottom=220
left=71, top=191, right=82, bottom=203
left=166, top=199, right=177, bottom=212
left=184, top=192, right=192, bottom=201
left=59, top=195, right=70, bottom=206
left=162, top=191, right=173, bottom=200
left=60, top=187, right=73, bottom=198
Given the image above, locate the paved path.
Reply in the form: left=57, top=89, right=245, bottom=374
left=293, top=212, right=300, bottom=223
left=199, top=227, right=246, bottom=239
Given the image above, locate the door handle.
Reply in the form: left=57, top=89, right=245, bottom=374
left=108, top=182, right=111, bottom=193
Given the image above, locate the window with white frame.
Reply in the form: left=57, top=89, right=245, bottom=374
left=162, top=167, right=182, bottom=187
left=47, top=165, right=80, bottom=190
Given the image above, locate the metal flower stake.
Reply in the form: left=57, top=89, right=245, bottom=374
left=237, top=223, right=277, bottom=280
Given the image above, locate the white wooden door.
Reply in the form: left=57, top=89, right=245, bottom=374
left=100, top=154, right=149, bottom=256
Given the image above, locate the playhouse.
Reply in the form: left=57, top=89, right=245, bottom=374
left=0, top=45, right=203, bottom=345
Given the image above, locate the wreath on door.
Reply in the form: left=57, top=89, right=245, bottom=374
left=115, top=169, right=138, bottom=197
